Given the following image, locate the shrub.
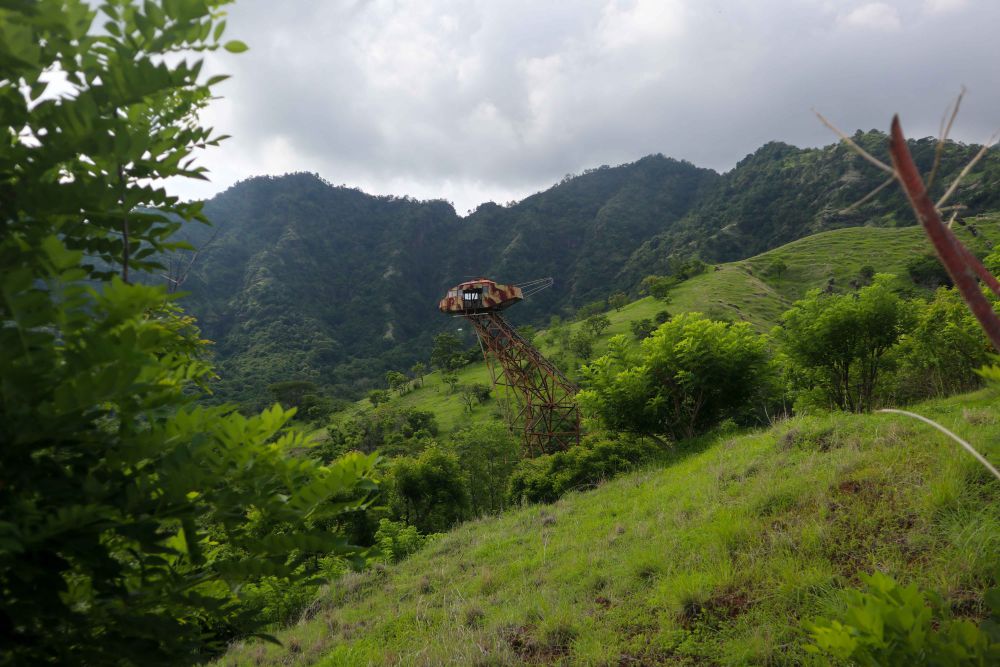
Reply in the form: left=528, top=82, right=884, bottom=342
left=373, top=519, right=437, bottom=564
left=507, top=435, right=662, bottom=504
left=580, top=314, right=771, bottom=441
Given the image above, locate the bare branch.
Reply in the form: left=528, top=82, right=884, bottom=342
left=814, top=109, right=894, bottom=174
left=888, top=115, right=1000, bottom=350
left=841, top=175, right=894, bottom=214
left=926, top=86, right=965, bottom=191
left=936, top=129, right=1000, bottom=210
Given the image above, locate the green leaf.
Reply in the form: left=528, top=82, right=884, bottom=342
left=223, top=39, right=248, bottom=53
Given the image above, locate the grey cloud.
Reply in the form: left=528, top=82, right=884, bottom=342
left=181, top=0, right=1000, bottom=211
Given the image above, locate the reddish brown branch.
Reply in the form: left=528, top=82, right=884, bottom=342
left=888, top=115, right=1000, bottom=352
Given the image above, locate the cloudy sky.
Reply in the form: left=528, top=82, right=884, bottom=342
left=179, top=0, right=1000, bottom=213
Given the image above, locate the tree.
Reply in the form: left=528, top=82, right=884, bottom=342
left=410, top=362, right=427, bottom=387
left=389, top=446, right=469, bottom=533
left=609, top=291, right=629, bottom=312
left=449, top=423, right=519, bottom=516
left=430, top=332, right=465, bottom=372
left=268, top=380, right=321, bottom=411
left=577, top=299, right=607, bottom=319
left=630, top=318, right=656, bottom=340
left=569, top=329, right=595, bottom=359
left=461, top=382, right=492, bottom=407
left=385, top=370, right=409, bottom=395
left=368, top=388, right=391, bottom=407
left=584, top=313, right=612, bottom=337
left=442, top=372, right=460, bottom=394
left=0, top=3, right=378, bottom=664
left=517, top=324, right=538, bottom=345
left=906, top=254, right=952, bottom=289
left=776, top=275, right=911, bottom=412
left=579, top=314, right=771, bottom=441
left=892, top=287, right=992, bottom=401
left=765, top=258, right=788, bottom=282
left=640, top=275, right=676, bottom=302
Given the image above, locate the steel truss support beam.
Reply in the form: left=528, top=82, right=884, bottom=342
left=464, top=312, right=580, bottom=456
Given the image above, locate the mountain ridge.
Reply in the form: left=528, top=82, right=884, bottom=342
left=175, top=132, right=1000, bottom=406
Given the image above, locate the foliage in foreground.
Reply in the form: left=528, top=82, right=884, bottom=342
left=0, top=1, right=377, bottom=663
left=808, top=571, right=1000, bottom=666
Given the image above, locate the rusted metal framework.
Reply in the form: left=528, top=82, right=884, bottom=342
left=464, top=311, right=580, bottom=456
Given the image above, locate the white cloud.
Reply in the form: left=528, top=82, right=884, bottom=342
left=838, top=3, right=902, bottom=30
left=923, top=0, right=968, bottom=14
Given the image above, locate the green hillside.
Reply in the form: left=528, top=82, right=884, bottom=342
left=335, top=215, right=1000, bottom=436
left=223, top=390, right=1000, bottom=666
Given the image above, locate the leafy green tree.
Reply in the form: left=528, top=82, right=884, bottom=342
left=580, top=313, right=770, bottom=441
left=442, top=372, right=460, bottom=394
left=449, top=423, right=519, bottom=516
left=892, top=288, right=993, bottom=401
left=385, top=370, right=409, bottom=395
left=268, top=380, right=321, bottom=410
left=577, top=299, right=607, bottom=319
left=368, top=388, right=390, bottom=407
left=410, top=361, right=427, bottom=387
left=640, top=274, right=676, bottom=302
left=776, top=276, right=911, bottom=412
left=389, top=446, right=469, bottom=533
left=516, top=324, right=538, bottom=345
left=609, top=291, right=629, bottom=312
left=630, top=318, right=656, bottom=340
left=583, top=313, right=612, bottom=337
left=906, top=253, right=952, bottom=289
left=569, top=329, right=595, bottom=359
left=373, top=519, right=437, bottom=564
left=0, top=2, right=377, bottom=663
left=765, top=258, right=788, bottom=282
left=430, top=332, right=465, bottom=372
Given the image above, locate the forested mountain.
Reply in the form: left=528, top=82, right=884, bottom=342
left=177, top=133, right=1000, bottom=406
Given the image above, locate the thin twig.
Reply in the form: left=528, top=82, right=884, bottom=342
left=888, top=116, right=1000, bottom=350
left=841, top=175, right=895, bottom=214
left=814, top=109, right=895, bottom=174
left=878, top=409, right=1000, bottom=482
left=936, top=129, right=1000, bottom=210
left=926, top=86, right=965, bottom=191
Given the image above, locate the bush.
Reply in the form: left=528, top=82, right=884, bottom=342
left=373, top=519, right=438, bottom=564
left=507, top=435, right=662, bottom=504
left=580, top=314, right=771, bottom=441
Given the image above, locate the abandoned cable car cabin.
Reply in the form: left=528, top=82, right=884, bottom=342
left=438, top=278, right=523, bottom=314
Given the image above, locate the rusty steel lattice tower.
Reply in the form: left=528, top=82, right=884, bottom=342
left=438, top=278, right=580, bottom=456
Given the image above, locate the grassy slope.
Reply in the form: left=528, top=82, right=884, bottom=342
left=326, top=215, right=1000, bottom=436
left=224, top=391, right=1000, bottom=666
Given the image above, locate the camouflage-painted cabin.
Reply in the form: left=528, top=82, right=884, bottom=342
left=438, top=279, right=523, bottom=314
